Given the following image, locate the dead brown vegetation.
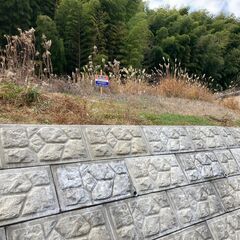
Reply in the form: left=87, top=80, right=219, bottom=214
left=109, top=78, right=214, bottom=102
left=220, top=97, right=240, bottom=111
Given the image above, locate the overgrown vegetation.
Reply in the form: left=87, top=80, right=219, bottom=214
left=1, top=1, right=240, bottom=90
left=0, top=28, right=214, bottom=103
left=0, top=81, right=240, bottom=126
left=0, top=83, right=40, bottom=106
left=1, top=1, right=240, bottom=126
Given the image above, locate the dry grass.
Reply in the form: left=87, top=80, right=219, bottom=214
left=1, top=81, right=240, bottom=126
left=1, top=29, right=238, bottom=127
left=109, top=77, right=214, bottom=102
left=0, top=29, right=216, bottom=105
left=220, top=97, right=240, bottom=111
left=39, top=94, right=89, bottom=124
left=157, top=78, right=214, bottom=101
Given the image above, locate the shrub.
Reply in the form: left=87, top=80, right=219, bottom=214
left=22, top=86, right=40, bottom=105
left=0, top=82, right=40, bottom=106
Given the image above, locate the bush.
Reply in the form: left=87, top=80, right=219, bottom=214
left=0, top=83, right=40, bottom=106
left=23, top=86, right=40, bottom=105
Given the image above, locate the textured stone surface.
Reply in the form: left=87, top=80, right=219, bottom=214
left=214, top=150, right=240, bottom=176
left=214, top=175, right=240, bottom=211
left=230, top=148, right=240, bottom=166
left=143, top=126, right=194, bottom=154
left=0, top=229, right=6, bottom=240
left=207, top=210, right=240, bottom=240
left=126, top=155, right=187, bottom=194
left=0, top=126, right=89, bottom=168
left=0, top=149, right=3, bottom=169
left=108, top=192, right=178, bottom=239
left=6, top=206, right=112, bottom=240
left=177, top=152, right=225, bottom=183
left=52, top=161, right=134, bottom=211
left=84, top=126, right=148, bottom=158
left=0, top=166, right=59, bottom=226
left=2, top=124, right=240, bottom=240
left=186, top=127, right=226, bottom=150
left=168, top=183, right=224, bottom=227
left=158, top=223, right=213, bottom=240
left=218, top=127, right=238, bottom=148
left=230, top=128, right=240, bottom=146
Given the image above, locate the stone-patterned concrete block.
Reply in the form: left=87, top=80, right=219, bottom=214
left=0, top=166, right=59, bottom=226
left=107, top=192, right=178, bottom=239
left=229, top=128, right=240, bottom=146
left=0, top=126, right=89, bottom=168
left=168, top=183, right=224, bottom=227
left=6, top=206, right=113, bottom=240
left=84, top=126, right=148, bottom=159
left=214, top=176, right=240, bottom=211
left=186, top=127, right=226, bottom=150
left=143, top=126, right=194, bottom=154
left=158, top=223, right=213, bottom=240
left=218, top=127, right=238, bottom=148
left=0, top=228, right=6, bottom=240
left=0, top=153, right=3, bottom=169
left=177, top=152, right=225, bottom=183
left=52, top=161, right=134, bottom=211
left=207, top=210, right=240, bottom=240
left=214, top=150, right=240, bottom=176
left=125, top=155, right=187, bottom=194
left=230, top=148, right=240, bottom=166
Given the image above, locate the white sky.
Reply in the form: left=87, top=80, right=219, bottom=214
left=146, top=0, right=240, bottom=17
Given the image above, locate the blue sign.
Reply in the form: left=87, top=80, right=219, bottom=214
left=95, top=75, right=109, bottom=87
left=95, top=81, right=109, bottom=87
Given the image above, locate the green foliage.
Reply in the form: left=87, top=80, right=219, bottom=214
left=55, top=0, right=94, bottom=72
left=0, top=83, right=40, bottom=106
left=23, top=86, right=40, bottom=105
left=147, top=8, right=240, bottom=90
left=123, top=12, right=151, bottom=67
left=30, top=0, right=57, bottom=25
left=1, top=0, right=240, bottom=90
left=36, top=15, right=66, bottom=73
left=0, top=0, right=32, bottom=43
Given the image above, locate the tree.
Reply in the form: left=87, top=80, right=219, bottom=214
left=36, top=15, right=65, bottom=73
left=0, top=0, right=32, bottom=43
left=124, top=12, right=151, bottom=67
left=1, top=0, right=240, bottom=89
left=30, top=0, right=57, bottom=25
left=56, top=0, right=93, bottom=72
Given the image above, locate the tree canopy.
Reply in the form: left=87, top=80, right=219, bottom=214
left=1, top=0, right=240, bottom=90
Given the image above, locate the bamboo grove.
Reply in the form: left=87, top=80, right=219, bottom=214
left=1, top=0, right=240, bottom=90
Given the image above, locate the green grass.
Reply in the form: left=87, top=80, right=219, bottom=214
left=0, top=82, right=40, bottom=105
left=141, top=113, right=216, bottom=126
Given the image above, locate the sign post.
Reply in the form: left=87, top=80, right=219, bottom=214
left=95, top=70, right=109, bottom=95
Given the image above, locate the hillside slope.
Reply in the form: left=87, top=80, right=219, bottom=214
left=0, top=83, right=239, bottom=126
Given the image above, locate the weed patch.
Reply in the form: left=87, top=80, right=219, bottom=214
left=0, top=83, right=40, bottom=106
left=141, top=113, right=215, bottom=126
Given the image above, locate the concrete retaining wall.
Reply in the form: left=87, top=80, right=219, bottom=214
left=0, top=125, right=240, bottom=239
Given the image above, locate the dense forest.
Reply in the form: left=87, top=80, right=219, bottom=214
left=1, top=0, right=240, bottom=90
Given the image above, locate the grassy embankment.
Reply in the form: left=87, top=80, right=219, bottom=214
left=0, top=81, right=239, bottom=126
